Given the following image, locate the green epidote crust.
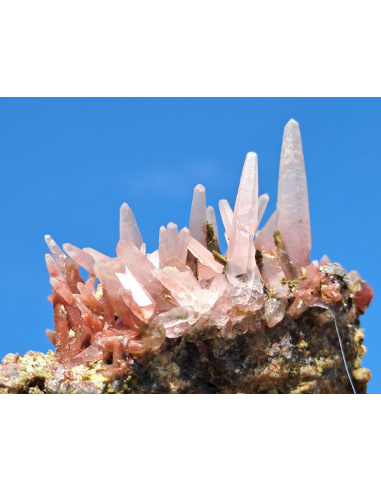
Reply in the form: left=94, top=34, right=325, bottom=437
left=206, top=222, right=221, bottom=256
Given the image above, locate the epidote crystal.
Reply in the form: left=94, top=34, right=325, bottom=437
left=1, top=119, right=372, bottom=394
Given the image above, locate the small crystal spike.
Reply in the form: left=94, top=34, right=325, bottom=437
left=45, top=235, right=67, bottom=270
left=320, top=254, right=331, bottom=266
left=189, top=184, right=207, bottom=247
left=83, top=248, right=110, bottom=262
left=218, top=199, right=233, bottom=242
left=167, top=222, right=179, bottom=257
left=178, top=227, right=190, bottom=264
left=63, top=243, right=95, bottom=273
left=206, top=206, right=219, bottom=242
left=120, top=203, right=143, bottom=249
left=277, top=119, right=311, bottom=274
left=158, top=226, right=169, bottom=268
left=257, top=193, right=269, bottom=226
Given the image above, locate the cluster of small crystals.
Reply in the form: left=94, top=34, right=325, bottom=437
left=44, top=119, right=373, bottom=373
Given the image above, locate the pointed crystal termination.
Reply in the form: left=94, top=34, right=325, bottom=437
left=257, top=193, right=269, bottom=227
left=277, top=119, right=311, bottom=275
left=63, top=243, right=95, bottom=274
left=120, top=203, right=143, bottom=249
left=219, top=199, right=233, bottom=243
left=178, top=227, right=190, bottom=264
left=320, top=254, right=331, bottom=267
left=158, top=226, right=169, bottom=268
left=45, top=235, right=67, bottom=270
left=167, top=222, right=179, bottom=257
left=189, top=184, right=207, bottom=247
left=206, top=206, right=219, bottom=242
left=227, top=152, right=259, bottom=280
left=83, top=248, right=110, bottom=262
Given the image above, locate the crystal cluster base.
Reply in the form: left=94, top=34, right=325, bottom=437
left=0, top=119, right=373, bottom=394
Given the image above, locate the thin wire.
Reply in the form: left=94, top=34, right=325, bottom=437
left=258, top=233, right=357, bottom=393
left=233, top=221, right=358, bottom=393
left=332, top=307, right=356, bottom=394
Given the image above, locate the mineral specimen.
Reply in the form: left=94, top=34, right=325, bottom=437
left=0, top=119, right=373, bottom=394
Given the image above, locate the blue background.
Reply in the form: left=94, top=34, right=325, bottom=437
left=0, top=98, right=379, bottom=393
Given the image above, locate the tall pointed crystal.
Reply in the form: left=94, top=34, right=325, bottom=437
left=277, top=119, right=311, bottom=273
left=227, top=152, right=259, bottom=280
left=120, top=203, right=143, bottom=249
left=189, top=184, right=207, bottom=247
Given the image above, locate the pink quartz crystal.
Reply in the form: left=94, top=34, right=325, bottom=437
left=41, top=119, right=373, bottom=380
left=189, top=184, right=207, bottom=247
left=320, top=254, right=332, bottom=267
left=120, top=203, right=143, bottom=249
left=277, top=120, right=311, bottom=276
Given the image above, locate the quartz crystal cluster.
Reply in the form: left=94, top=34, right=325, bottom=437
left=0, top=119, right=374, bottom=394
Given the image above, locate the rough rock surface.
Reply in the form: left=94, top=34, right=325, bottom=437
left=0, top=271, right=371, bottom=394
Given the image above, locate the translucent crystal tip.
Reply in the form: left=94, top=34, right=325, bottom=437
left=286, top=118, right=299, bottom=127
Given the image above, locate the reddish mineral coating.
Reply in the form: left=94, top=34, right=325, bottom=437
left=353, top=282, right=374, bottom=313
left=53, top=303, right=70, bottom=364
